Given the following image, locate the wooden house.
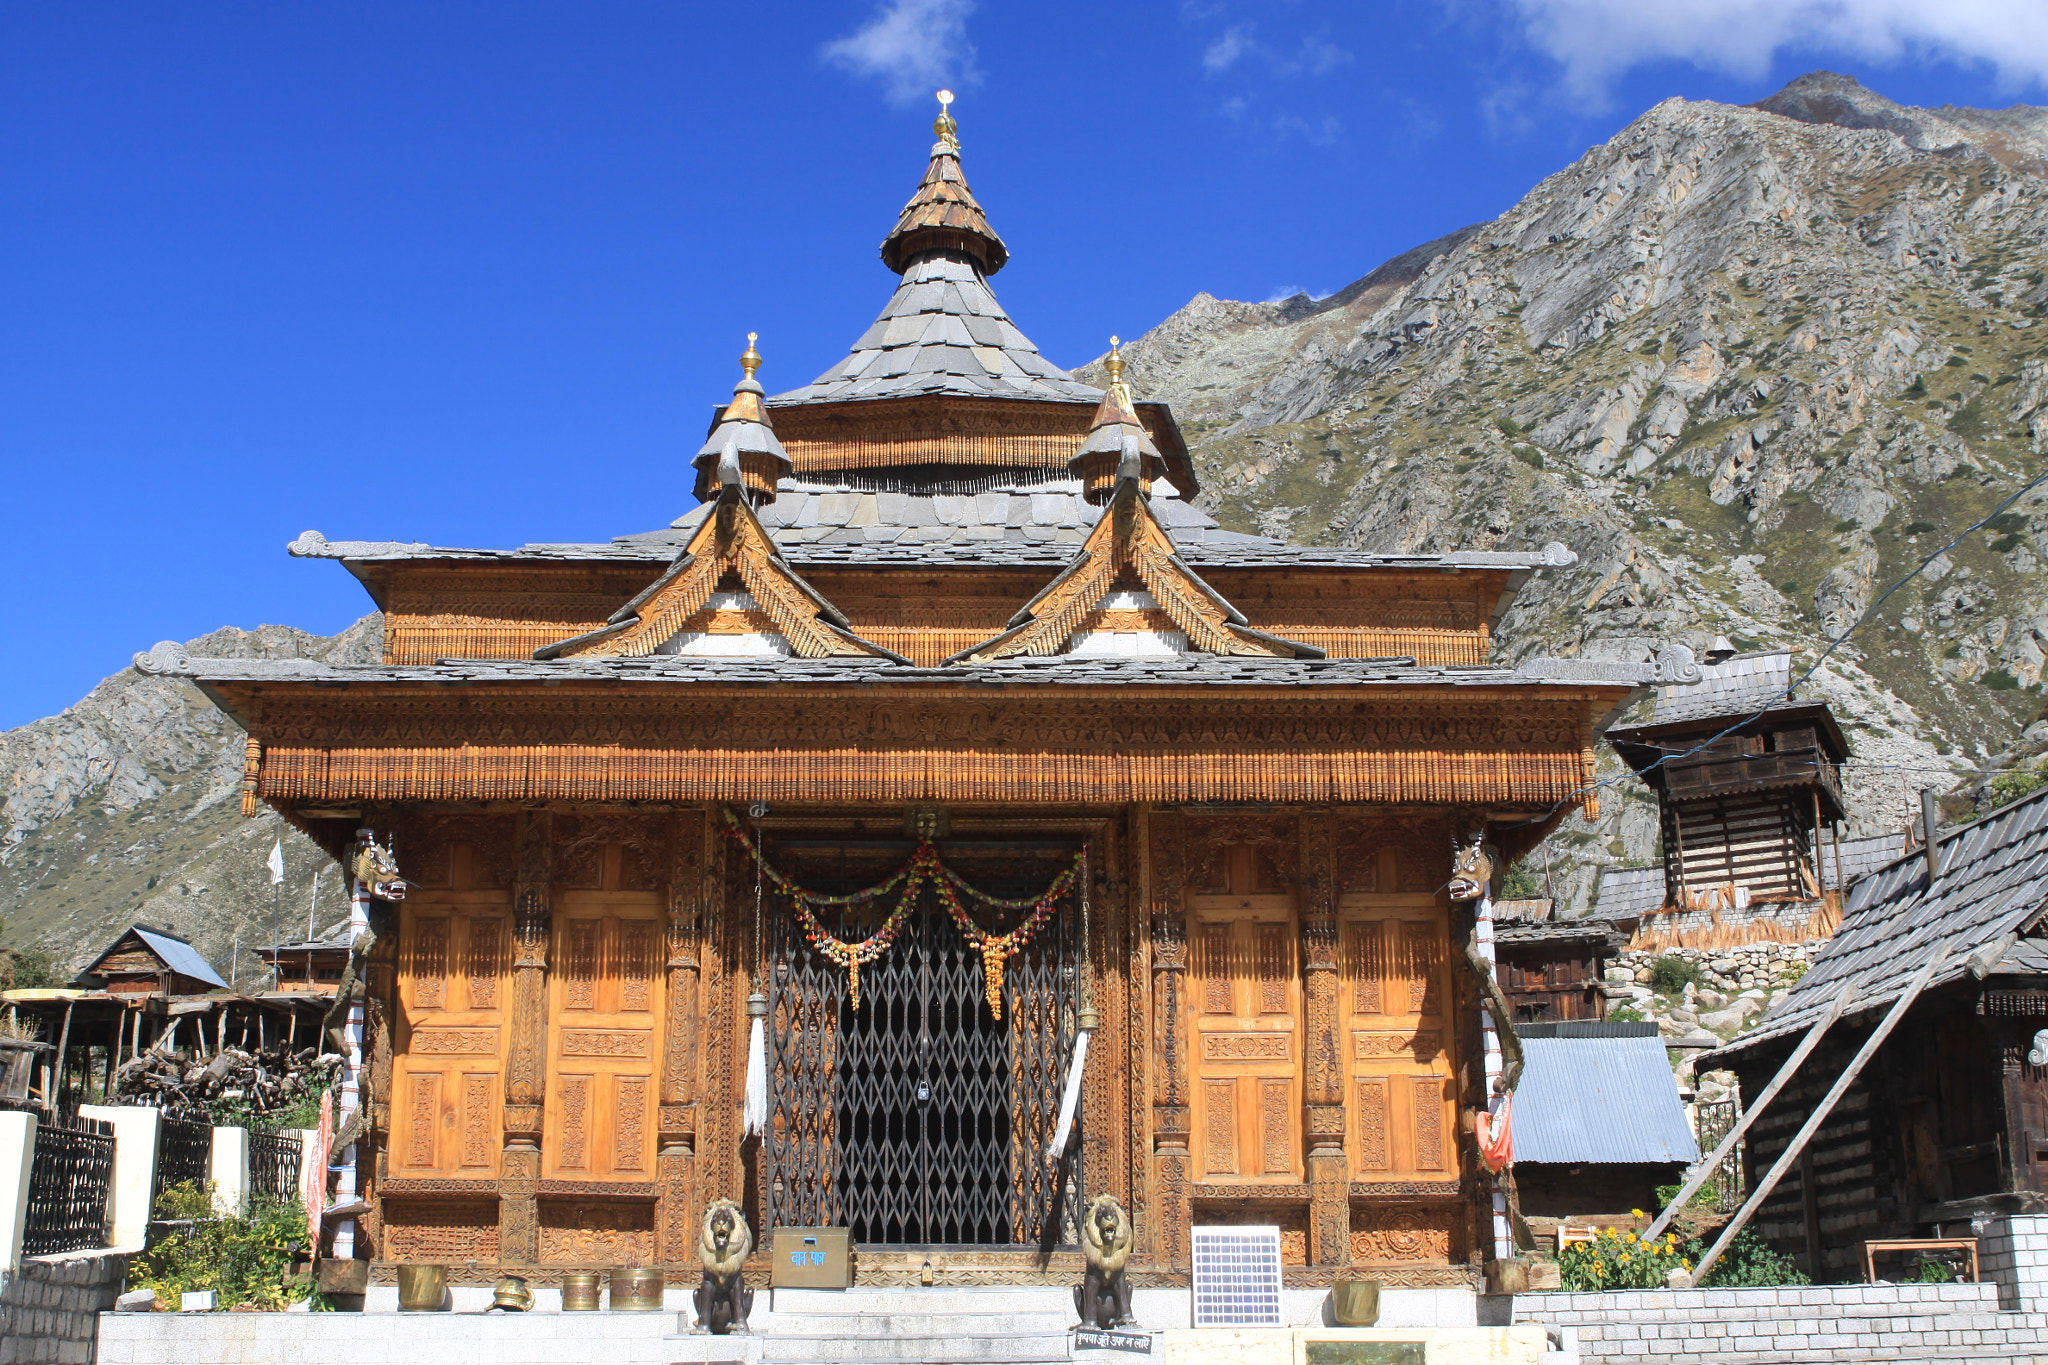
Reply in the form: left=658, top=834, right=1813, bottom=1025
left=76, top=925, right=227, bottom=998
left=133, top=98, right=1700, bottom=1289
left=1714, top=782, right=2048, bottom=1279
left=1605, top=650, right=1851, bottom=936
left=1493, top=915, right=1629, bottom=1024
left=258, top=934, right=351, bottom=995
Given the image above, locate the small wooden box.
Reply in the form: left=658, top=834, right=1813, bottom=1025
left=771, top=1227, right=852, bottom=1289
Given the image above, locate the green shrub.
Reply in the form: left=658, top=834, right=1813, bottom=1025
left=1903, top=521, right=1938, bottom=535
left=1650, top=956, right=1703, bottom=994
left=127, top=1182, right=312, bottom=1311
left=1989, top=769, right=2048, bottom=810
left=1559, top=1220, right=1808, bottom=1292
left=1983, top=670, right=2022, bottom=691
left=1608, top=1005, right=1645, bottom=1023
left=1500, top=861, right=1541, bottom=898
left=1701, top=1227, right=1810, bottom=1289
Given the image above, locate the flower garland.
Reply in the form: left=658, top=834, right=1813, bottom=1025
left=720, top=808, right=1083, bottom=1017
left=934, top=860, right=1080, bottom=1020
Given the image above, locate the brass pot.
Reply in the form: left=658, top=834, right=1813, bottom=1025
left=396, top=1264, right=448, bottom=1313
left=1331, top=1278, right=1380, bottom=1326
left=488, top=1275, right=533, bottom=1312
left=609, top=1267, right=664, bottom=1312
left=561, top=1270, right=603, bottom=1312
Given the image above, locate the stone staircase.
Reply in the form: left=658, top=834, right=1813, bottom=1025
left=699, top=1286, right=1078, bottom=1365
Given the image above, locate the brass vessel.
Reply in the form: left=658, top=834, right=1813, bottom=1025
left=609, top=1267, right=664, bottom=1311
left=561, top=1270, right=603, bottom=1311
left=1331, top=1278, right=1381, bottom=1326
left=488, top=1274, right=533, bottom=1312
left=395, top=1264, right=448, bottom=1313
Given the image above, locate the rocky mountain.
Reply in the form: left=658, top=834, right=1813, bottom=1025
left=0, top=619, right=377, bottom=980
left=9, top=72, right=2048, bottom=953
left=1084, top=71, right=2048, bottom=912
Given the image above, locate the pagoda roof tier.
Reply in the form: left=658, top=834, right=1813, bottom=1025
left=139, top=639, right=1696, bottom=694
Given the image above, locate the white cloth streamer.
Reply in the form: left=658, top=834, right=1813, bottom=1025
left=743, top=1014, right=769, bottom=1137
left=1046, top=1028, right=1092, bottom=1160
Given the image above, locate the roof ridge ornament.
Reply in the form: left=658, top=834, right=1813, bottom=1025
left=1070, top=335, right=1165, bottom=505
left=692, top=333, right=793, bottom=505
left=879, top=92, right=1009, bottom=276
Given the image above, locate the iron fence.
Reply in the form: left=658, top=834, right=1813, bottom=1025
left=23, top=1115, right=114, bottom=1257
left=248, top=1130, right=303, bottom=1204
left=1695, top=1099, right=1743, bottom=1212
left=153, top=1113, right=213, bottom=1209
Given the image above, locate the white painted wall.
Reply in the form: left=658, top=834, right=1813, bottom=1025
left=0, top=1110, right=37, bottom=1273
left=209, top=1125, right=248, bottom=1218
left=78, top=1104, right=161, bottom=1250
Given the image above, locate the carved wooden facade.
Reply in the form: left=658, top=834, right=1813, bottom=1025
left=168, top=101, right=1674, bottom=1291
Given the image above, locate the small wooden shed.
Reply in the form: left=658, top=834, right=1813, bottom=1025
left=76, top=925, right=227, bottom=998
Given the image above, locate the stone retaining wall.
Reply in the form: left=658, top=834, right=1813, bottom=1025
left=1, top=1249, right=129, bottom=1365
left=1515, top=1282, right=2048, bottom=1363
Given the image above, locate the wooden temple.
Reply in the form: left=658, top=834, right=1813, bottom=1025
left=135, top=98, right=1699, bottom=1290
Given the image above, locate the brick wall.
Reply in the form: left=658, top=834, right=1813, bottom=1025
left=0, top=1249, right=129, bottom=1365
left=1979, top=1212, right=2048, bottom=1311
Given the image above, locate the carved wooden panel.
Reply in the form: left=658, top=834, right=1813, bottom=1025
left=1351, top=1205, right=1458, bottom=1263
left=392, top=885, right=511, bottom=1179
left=1187, top=843, right=1299, bottom=1183
left=543, top=891, right=664, bottom=1181
left=537, top=1198, right=656, bottom=1264
left=1338, top=892, right=1459, bottom=1187
left=383, top=1199, right=501, bottom=1263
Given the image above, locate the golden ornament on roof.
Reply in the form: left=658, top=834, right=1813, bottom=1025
left=739, top=331, right=762, bottom=379
left=934, top=89, right=958, bottom=148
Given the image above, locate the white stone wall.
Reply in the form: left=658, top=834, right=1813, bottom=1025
left=1514, top=1282, right=2048, bottom=1364
left=1979, top=1212, right=2048, bottom=1312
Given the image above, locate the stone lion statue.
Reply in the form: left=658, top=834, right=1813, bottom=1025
left=694, top=1198, right=754, bottom=1335
left=1075, top=1193, right=1134, bottom=1329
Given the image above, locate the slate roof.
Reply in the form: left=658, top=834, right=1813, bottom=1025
left=82, top=925, right=228, bottom=990
left=1644, top=650, right=1794, bottom=726
left=769, top=252, right=1099, bottom=407
left=137, top=643, right=1694, bottom=693
left=1495, top=918, right=1631, bottom=949
left=1513, top=1027, right=1700, bottom=1164
left=1713, top=782, right=2048, bottom=1062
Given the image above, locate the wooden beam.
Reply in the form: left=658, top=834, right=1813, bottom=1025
left=1644, top=980, right=1855, bottom=1243
left=1684, top=948, right=1949, bottom=1287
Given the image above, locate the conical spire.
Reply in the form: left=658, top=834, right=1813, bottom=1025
left=879, top=91, right=1009, bottom=276
left=1070, top=338, right=1165, bottom=504
left=692, top=333, right=793, bottom=505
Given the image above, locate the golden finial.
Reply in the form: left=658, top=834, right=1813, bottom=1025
left=934, top=89, right=959, bottom=149
left=1105, top=336, right=1124, bottom=385
left=739, top=331, right=762, bottom=380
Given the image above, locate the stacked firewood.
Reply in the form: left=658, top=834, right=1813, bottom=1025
left=113, top=1044, right=342, bottom=1115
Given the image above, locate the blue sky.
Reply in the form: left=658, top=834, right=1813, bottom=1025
left=6, top=0, right=2047, bottom=729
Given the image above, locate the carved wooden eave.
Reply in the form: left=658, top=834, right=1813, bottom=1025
left=533, top=485, right=908, bottom=663
left=946, top=478, right=1323, bottom=664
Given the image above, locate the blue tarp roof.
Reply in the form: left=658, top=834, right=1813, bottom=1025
left=1514, top=1033, right=1699, bottom=1165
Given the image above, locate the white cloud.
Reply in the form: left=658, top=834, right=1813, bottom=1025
left=1205, top=25, right=1255, bottom=72
left=1196, top=20, right=1354, bottom=78
left=823, top=0, right=981, bottom=107
left=1507, top=0, right=2048, bottom=105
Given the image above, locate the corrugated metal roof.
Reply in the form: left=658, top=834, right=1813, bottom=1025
left=1514, top=1034, right=1699, bottom=1164
left=1714, top=781, right=2048, bottom=1061
left=90, top=925, right=228, bottom=990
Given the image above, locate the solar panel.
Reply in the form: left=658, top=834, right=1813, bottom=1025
left=1191, top=1224, right=1284, bottom=1327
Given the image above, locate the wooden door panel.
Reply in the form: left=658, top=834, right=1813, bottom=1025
left=1187, top=846, right=1300, bottom=1184
left=392, top=895, right=511, bottom=1178
left=543, top=892, right=662, bottom=1181
left=1339, top=894, right=1457, bottom=1183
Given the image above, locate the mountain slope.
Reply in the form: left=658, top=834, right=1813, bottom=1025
left=0, top=618, right=379, bottom=980
left=1086, top=72, right=2048, bottom=909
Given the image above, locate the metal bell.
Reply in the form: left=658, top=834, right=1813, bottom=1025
left=488, top=1274, right=533, bottom=1312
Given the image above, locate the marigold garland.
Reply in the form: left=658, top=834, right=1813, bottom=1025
left=721, top=807, right=1083, bottom=1017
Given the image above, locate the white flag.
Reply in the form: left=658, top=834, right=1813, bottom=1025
left=266, top=839, right=285, bottom=886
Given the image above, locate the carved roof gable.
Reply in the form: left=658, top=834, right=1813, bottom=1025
left=536, top=486, right=907, bottom=662
left=945, top=478, right=1322, bottom=665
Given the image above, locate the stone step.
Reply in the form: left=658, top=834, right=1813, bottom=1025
left=750, top=1311, right=1074, bottom=1336
left=770, top=1287, right=1075, bottom=1318
left=759, top=1332, right=1072, bottom=1363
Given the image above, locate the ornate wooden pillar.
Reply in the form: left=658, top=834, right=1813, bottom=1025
left=499, top=809, right=552, bottom=1264
left=657, top=807, right=709, bottom=1261
left=1146, top=809, right=1191, bottom=1268
left=1301, top=807, right=1349, bottom=1266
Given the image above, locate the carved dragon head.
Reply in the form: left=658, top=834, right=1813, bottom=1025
left=1447, top=832, right=1493, bottom=903
left=350, top=832, right=408, bottom=901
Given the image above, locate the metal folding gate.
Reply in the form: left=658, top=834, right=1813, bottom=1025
left=763, top=840, right=1082, bottom=1249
